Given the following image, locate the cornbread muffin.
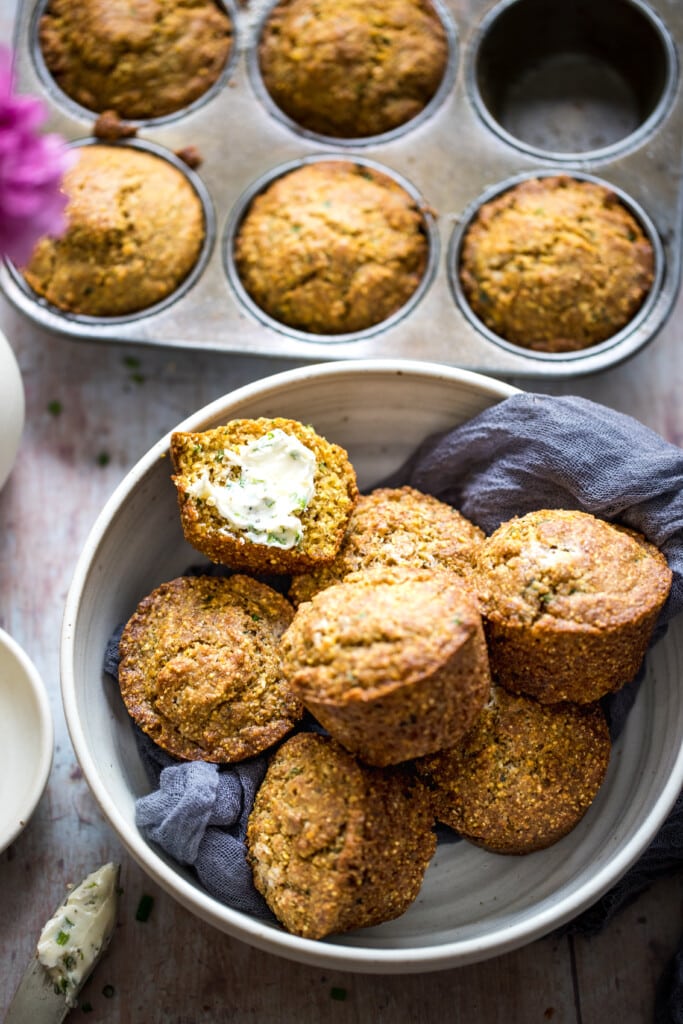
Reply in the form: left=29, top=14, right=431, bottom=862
left=475, top=509, right=672, bottom=703
left=281, top=566, right=491, bottom=766
left=247, top=732, right=436, bottom=938
left=258, top=0, right=449, bottom=138
left=22, top=145, right=205, bottom=316
left=118, top=574, right=302, bottom=762
left=39, top=0, right=233, bottom=120
left=459, top=175, right=655, bottom=352
left=289, top=485, right=485, bottom=606
left=415, top=686, right=611, bottom=854
left=170, top=417, right=358, bottom=574
left=233, top=160, right=429, bottom=334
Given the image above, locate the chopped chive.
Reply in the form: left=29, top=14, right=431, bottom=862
left=135, top=893, right=154, bottom=922
left=81, top=1001, right=93, bottom=1013
left=123, top=356, right=140, bottom=369
left=47, top=399, right=63, bottom=416
left=56, top=930, right=70, bottom=946
left=330, top=986, right=347, bottom=1001
left=96, top=451, right=110, bottom=467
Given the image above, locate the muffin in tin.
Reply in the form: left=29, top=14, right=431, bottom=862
left=38, top=0, right=233, bottom=120
left=21, top=144, right=206, bottom=317
left=475, top=508, right=672, bottom=703
left=117, top=574, right=302, bottom=763
left=281, top=565, right=491, bottom=766
left=257, top=0, right=449, bottom=139
left=247, top=732, right=436, bottom=939
left=289, top=485, right=485, bottom=606
left=233, top=160, right=430, bottom=335
left=458, top=175, right=656, bottom=353
left=415, top=685, right=611, bottom=854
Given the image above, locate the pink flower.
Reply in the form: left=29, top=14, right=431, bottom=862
left=0, top=47, right=74, bottom=266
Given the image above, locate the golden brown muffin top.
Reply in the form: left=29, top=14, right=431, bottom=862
left=21, top=144, right=205, bottom=316
left=476, top=508, right=672, bottom=630
left=289, top=485, right=485, bottom=605
left=170, top=416, right=359, bottom=575
left=247, top=732, right=435, bottom=938
left=233, top=160, right=429, bottom=334
left=118, top=574, right=302, bottom=762
left=415, top=685, right=611, bottom=853
left=258, top=0, right=449, bottom=138
left=39, top=0, right=233, bottom=119
left=282, top=565, right=484, bottom=701
left=459, top=175, right=655, bottom=352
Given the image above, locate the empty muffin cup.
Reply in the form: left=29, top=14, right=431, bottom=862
left=14, top=140, right=215, bottom=322
left=450, top=171, right=664, bottom=358
left=33, top=0, right=237, bottom=123
left=226, top=156, right=437, bottom=341
left=251, top=0, right=456, bottom=145
left=468, top=0, right=676, bottom=160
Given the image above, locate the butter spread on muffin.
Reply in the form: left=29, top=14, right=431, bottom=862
left=22, top=144, right=205, bottom=316
left=258, top=0, right=449, bottom=138
left=39, top=0, right=233, bottom=119
left=459, top=175, right=655, bottom=352
left=233, top=160, right=429, bottom=334
left=171, top=416, right=358, bottom=573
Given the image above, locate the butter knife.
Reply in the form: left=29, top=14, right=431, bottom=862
left=5, top=862, right=120, bottom=1024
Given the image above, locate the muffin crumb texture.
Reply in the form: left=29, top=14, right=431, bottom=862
left=234, top=160, right=429, bottom=334
left=39, top=0, right=233, bottom=119
left=259, top=0, right=449, bottom=138
left=459, top=176, right=655, bottom=352
left=247, top=733, right=436, bottom=938
left=22, top=145, right=205, bottom=316
left=117, top=574, right=302, bottom=762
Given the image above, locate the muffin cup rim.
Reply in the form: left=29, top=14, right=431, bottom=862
left=464, top=0, right=679, bottom=164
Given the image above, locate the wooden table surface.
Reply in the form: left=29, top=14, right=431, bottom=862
left=1, top=5, right=682, bottom=1019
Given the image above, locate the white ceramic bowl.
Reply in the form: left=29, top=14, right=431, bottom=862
left=0, top=328, right=25, bottom=491
left=0, top=628, right=54, bottom=853
left=61, top=360, right=683, bottom=973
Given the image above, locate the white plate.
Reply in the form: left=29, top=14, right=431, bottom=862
left=0, top=628, right=53, bottom=853
left=60, top=359, right=683, bottom=973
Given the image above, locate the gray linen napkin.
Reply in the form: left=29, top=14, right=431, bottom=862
left=104, top=393, right=683, bottom=1016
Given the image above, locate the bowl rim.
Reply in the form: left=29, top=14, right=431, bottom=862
left=60, top=358, right=683, bottom=972
left=0, top=626, right=54, bottom=853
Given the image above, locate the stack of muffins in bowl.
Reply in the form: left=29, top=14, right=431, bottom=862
left=106, top=404, right=672, bottom=941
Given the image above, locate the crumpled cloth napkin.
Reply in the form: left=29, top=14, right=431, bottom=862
left=104, top=393, right=683, bottom=1016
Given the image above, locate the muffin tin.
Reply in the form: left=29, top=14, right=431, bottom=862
left=2, top=0, right=682, bottom=378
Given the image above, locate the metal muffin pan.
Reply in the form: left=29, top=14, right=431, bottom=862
left=2, top=0, right=682, bottom=378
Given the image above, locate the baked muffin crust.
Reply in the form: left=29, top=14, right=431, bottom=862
left=39, top=0, right=233, bottom=119
left=118, top=574, right=302, bottom=762
left=247, top=732, right=436, bottom=938
left=258, top=0, right=449, bottom=138
left=415, top=686, right=611, bottom=854
left=475, top=508, right=672, bottom=702
left=289, top=485, right=485, bottom=605
left=459, top=175, right=655, bottom=352
left=22, top=145, right=205, bottom=316
left=233, top=160, right=429, bottom=334
left=281, top=565, right=491, bottom=765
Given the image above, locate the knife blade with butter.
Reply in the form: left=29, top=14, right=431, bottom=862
left=6, top=862, right=120, bottom=1023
